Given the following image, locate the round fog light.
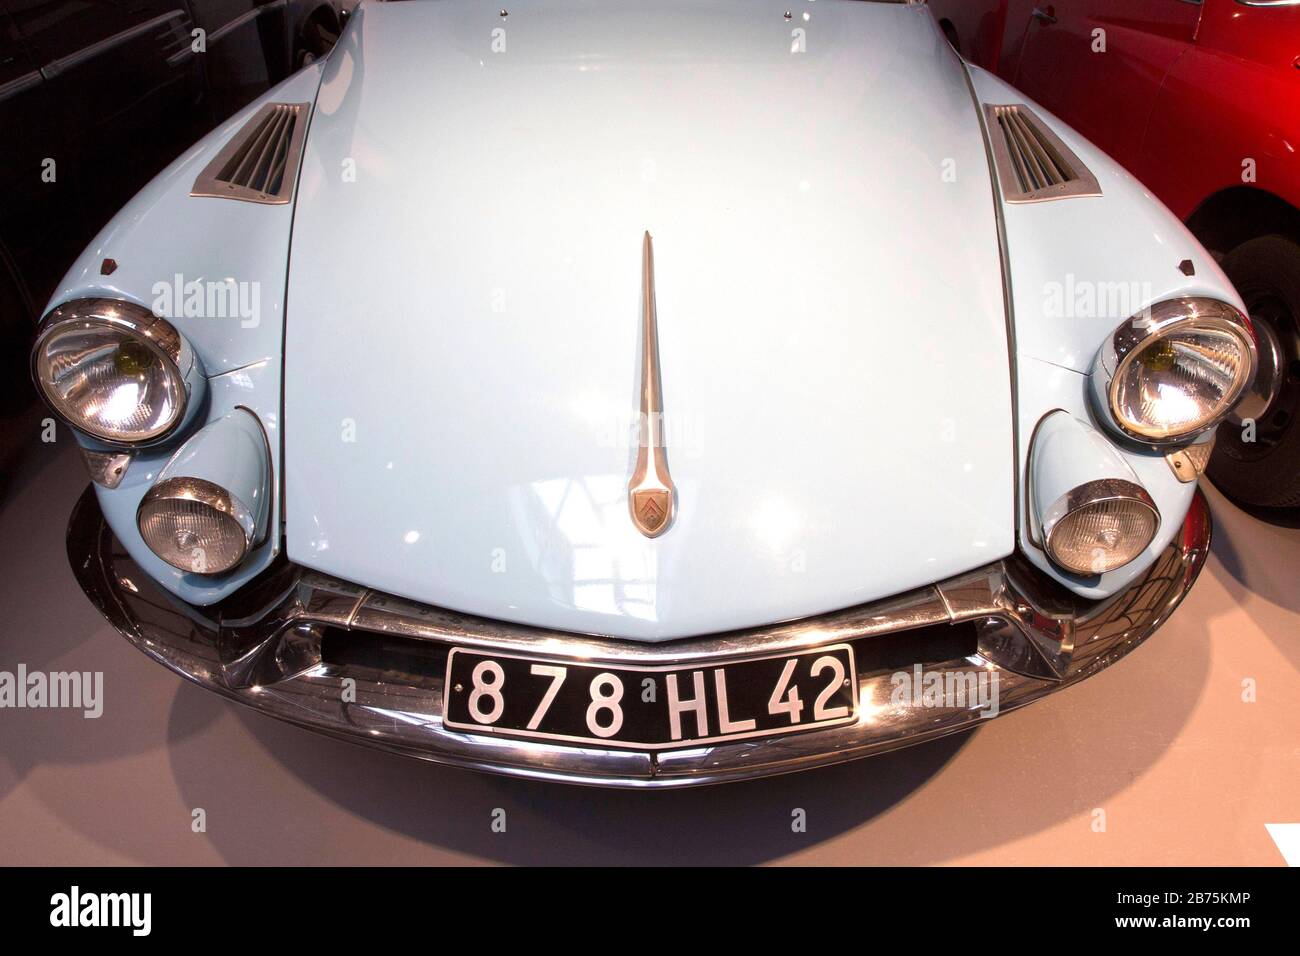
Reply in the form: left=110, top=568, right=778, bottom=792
left=137, top=478, right=254, bottom=574
left=1042, top=479, right=1159, bottom=575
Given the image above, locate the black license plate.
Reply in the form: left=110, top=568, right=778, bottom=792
left=443, top=644, right=857, bottom=749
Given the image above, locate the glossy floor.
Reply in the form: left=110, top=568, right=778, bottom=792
left=0, top=423, right=1296, bottom=865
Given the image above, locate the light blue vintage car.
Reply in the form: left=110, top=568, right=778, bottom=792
left=35, top=0, right=1255, bottom=786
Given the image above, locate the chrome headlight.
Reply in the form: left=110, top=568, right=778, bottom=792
left=1041, top=479, right=1160, bottom=575
left=31, top=299, right=203, bottom=445
left=136, top=409, right=271, bottom=575
left=138, top=478, right=255, bottom=574
left=1090, top=298, right=1256, bottom=446
left=1030, top=411, right=1161, bottom=576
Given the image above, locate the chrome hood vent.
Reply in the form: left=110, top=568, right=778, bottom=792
left=985, top=104, right=1101, bottom=203
left=191, top=102, right=310, bottom=204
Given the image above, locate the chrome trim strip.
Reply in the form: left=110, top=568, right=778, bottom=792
left=233, top=404, right=275, bottom=549
left=176, top=0, right=288, bottom=61
left=205, top=0, right=290, bottom=47
left=41, top=10, right=187, bottom=80
left=209, top=8, right=265, bottom=45
left=69, top=487, right=1212, bottom=787
left=0, top=70, right=42, bottom=103
left=958, top=60, right=1022, bottom=540
left=1022, top=408, right=1067, bottom=551
left=1228, top=314, right=1282, bottom=424
left=350, top=578, right=954, bottom=665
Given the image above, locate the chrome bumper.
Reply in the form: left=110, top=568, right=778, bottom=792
left=69, top=487, right=1211, bottom=787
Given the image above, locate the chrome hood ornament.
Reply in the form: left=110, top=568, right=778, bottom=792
left=629, top=231, right=676, bottom=537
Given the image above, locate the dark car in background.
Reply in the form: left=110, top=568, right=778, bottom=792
left=0, top=0, right=343, bottom=413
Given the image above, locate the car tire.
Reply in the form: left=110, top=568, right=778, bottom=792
left=1208, top=234, right=1300, bottom=508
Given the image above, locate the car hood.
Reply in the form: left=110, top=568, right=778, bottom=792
left=283, top=0, right=1014, bottom=641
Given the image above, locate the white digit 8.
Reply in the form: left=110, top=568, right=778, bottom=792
left=586, top=672, right=625, bottom=738
left=468, top=660, right=505, bottom=724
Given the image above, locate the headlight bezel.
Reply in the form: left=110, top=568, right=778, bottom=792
left=31, top=298, right=202, bottom=447
left=137, top=476, right=256, bottom=574
left=1090, top=297, right=1257, bottom=448
left=1040, top=477, right=1161, bottom=576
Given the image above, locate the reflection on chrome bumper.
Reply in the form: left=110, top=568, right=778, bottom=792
left=68, top=488, right=1211, bottom=787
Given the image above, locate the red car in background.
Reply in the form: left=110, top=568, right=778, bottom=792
left=930, top=0, right=1300, bottom=509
